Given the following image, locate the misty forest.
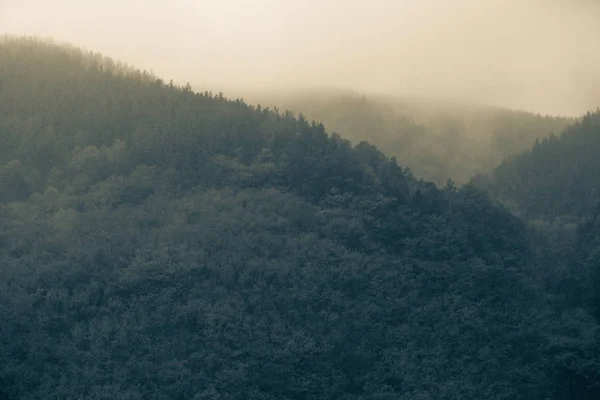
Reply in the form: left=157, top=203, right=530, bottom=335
left=1, top=33, right=600, bottom=400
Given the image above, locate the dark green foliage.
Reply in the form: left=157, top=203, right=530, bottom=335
left=0, top=37, right=597, bottom=399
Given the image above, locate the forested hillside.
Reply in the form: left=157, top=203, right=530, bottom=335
left=475, top=111, right=600, bottom=349
left=0, top=37, right=599, bottom=399
left=243, top=91, right=574, bottom=185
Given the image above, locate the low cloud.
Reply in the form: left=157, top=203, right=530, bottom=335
left=1, top=0, right=599, bottom=116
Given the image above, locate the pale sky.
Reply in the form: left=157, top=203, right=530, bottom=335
left=1, top=0, right=599, bottom=115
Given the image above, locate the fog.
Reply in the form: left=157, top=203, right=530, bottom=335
left=1, top=0, right=599, bottom=116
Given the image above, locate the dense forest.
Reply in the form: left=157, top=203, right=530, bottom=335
left=242, top=90, right=574, bottom=185
left=0, top=37, right=599, bottom=399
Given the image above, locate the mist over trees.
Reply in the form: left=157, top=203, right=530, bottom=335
left=0, top=37, right=599, bottom=399
left=3, top=0, right=600, bottom=116
left=243, top=90, right=574, bottom=185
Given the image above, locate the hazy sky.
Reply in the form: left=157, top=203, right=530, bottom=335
left=1, top=0, right=599, bottom=115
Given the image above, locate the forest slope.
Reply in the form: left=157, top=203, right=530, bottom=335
left=475, top=111, right=600, bottom=334
left=0, top=37, right=598, bottom=399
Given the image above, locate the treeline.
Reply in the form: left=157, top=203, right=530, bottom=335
left=242, top=90, right=574, bottom=185
left=0, top=37, right=598, bottom=399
